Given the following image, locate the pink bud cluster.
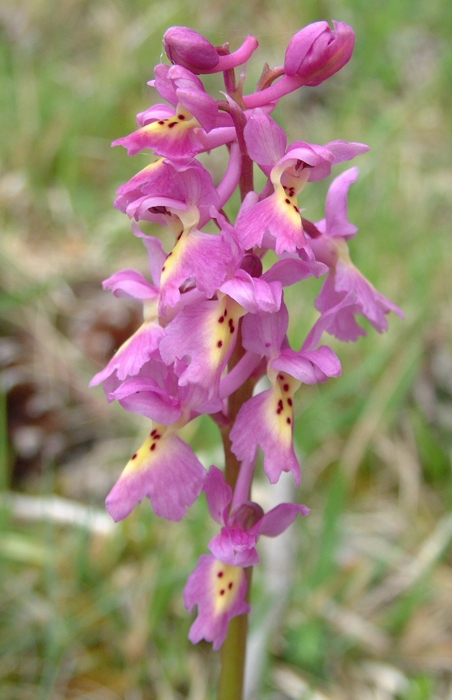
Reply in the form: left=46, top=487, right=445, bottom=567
left=92, top=22, right=403, bottom=649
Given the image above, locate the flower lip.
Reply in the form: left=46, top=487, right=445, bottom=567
left=163, top=26, right=220, bottom=73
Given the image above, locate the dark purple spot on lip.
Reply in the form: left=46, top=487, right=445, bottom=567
left=293, top=205, right=299, bottom=213
left=178, top=114, right=186, bottom=120
left=285, top=198, right=291, bottom=204
left=162, top=266, right=166, bottom=271
left=217, top=340, right=223, bottom=348
left=228, top=582, right=233, bottom=589
left=217, top=571, right=224, bottom=578
left=168, top=121, right=177, bottom=129
left=219, top=589, right=225, bottom=595
left=158, top=120, right=165, bottom=125
left=218, top=316, right=224, bottom=323
left=150, top=443, right=156, bottom=451
left=224, top=309, right=228, bottom=317
left=287, top=398, right=293, bottom=407
left=131, top=453, right=137, bottom=460
left=283, top=384, right=289, bottom=392
left=286, top=417, right=291, bottom=425
left=151, top=429, right=158, bottom=437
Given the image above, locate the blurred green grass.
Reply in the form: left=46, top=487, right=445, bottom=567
left=1, top=0, right=452, bottom=697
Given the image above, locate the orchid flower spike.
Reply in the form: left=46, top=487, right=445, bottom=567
left=95, top=21, right=403, bottom=661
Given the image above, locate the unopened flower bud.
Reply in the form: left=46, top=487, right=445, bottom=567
left=284, top=20, right=355, bottom=86
left=163, top=26, right=219, bottom=74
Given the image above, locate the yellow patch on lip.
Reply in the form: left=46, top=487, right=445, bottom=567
left=122, top=424, right=168, bottom=477
left=211, top=559, right=244, bottom=614
left=160, top=229, right=189, bottom=281
left=273, top=184, right=303, bottom=226
left=160, top=205, right=201, bottom=281
left=142, top=104, right=200, bottom=137
left=210, top=297, right=246, bottom=366
left=264, top=371, right=299, bottom=445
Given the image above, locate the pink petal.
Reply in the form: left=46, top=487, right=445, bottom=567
left=204, top=466, right=232, bottom=525
left=183, top=554, right=250, bottom=650
left=230, top=384, right=300, bottom=485
left=106, top=432, right=206, bottom=521
left=255, top=502, right=309, bottom=537
left=244, top=110, right=286, bottom=170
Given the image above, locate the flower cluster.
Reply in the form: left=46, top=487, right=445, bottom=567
left=92, top=22, right=403, bottom=649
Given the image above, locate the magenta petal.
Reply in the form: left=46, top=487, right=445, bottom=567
left=262, top=257, right=327, bottom=285
left=109, top=376, right=181, bottom=424
left=132, top=225, right=167, bottom=286
left=115, top=158, right=169, bottom=197
left=150, top=66, right=178, bottom=106
left=106, top=432, right=206, bottom=522
left=136, top=101, right=175, bottom=125
left=315, top=275, right=366, bottom=341
left=241, top=304, right=289, bottom=357
left=159, top=297, right=244, bottom=389
left=335, top=258, right=404, bottom=331
left=113, top=111, right=204, bottom=159
left=315, top=261, right=403, bottom=340
left=208, top=528, right=260, bottom=567
left=319, top=166, right=359, bottom=239
left=230, top=388, right=300, bottom=485
left=102, top=269, right=158, bottom=301
left=176, top=87, right=218, bottom=132
left=272, top=345, right=341, bottom=384
left=204, top=466, right=232, bottom=525
left=323, top=140, right=369, bottom=168
left=220, top=270, right=282, bottom=314
left=159, top=230, right=229, bottom=309
left=183, top=553, right=250, bottom=650
left=244, top=110, right=286, bottom=169
left=235, top=192, right=307, bottom=254
left=254, top=502, right=309, bottom=537
left=89, top=322, right=165, bottom=386
left=303, top=290, right=357, bottom=348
